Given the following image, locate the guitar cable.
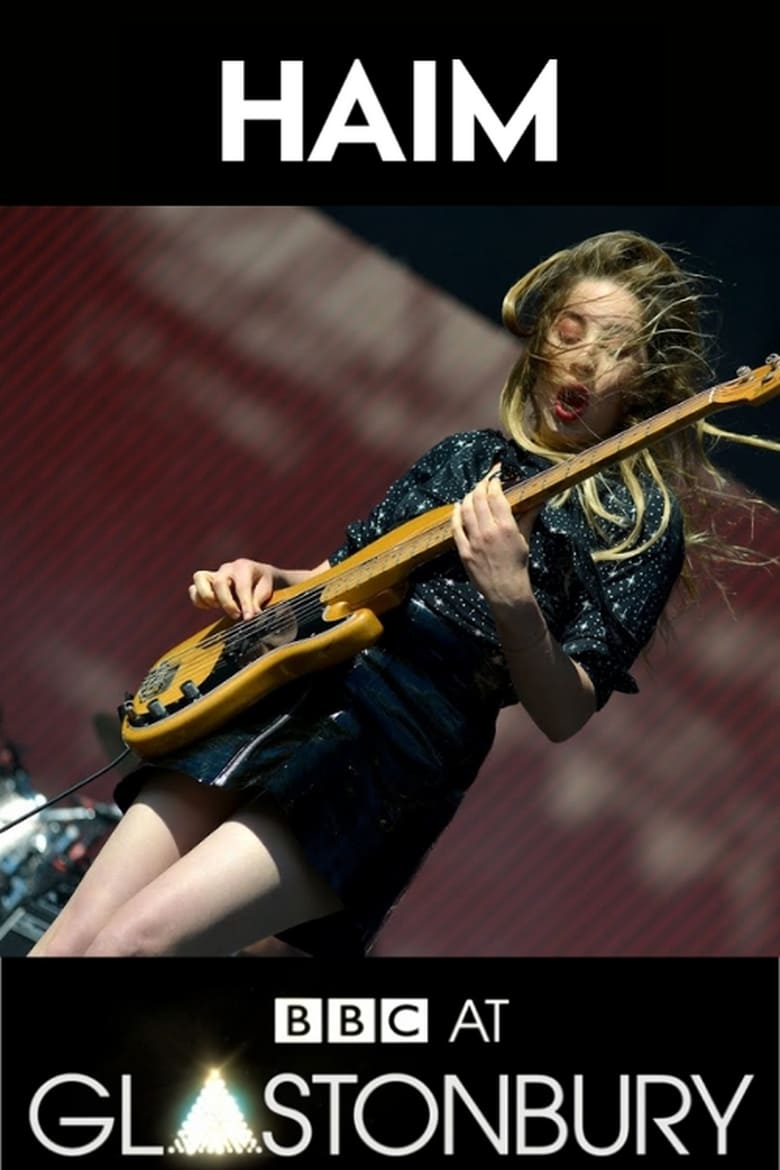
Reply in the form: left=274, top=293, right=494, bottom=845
left=0, top=679, right=314, bottom=837
left=0, top=747, right=132, bottom=835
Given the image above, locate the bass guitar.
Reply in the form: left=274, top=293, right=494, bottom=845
left=121, top=356, right=780, bottom=758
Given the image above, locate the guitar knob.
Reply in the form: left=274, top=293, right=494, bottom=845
left=147, top=700, right=167, bottom=721
left=181, top=681, right=202, bottom=701
left=736, top=365, right=751, bottom=377
left=766, top=353, right=779, bottom=365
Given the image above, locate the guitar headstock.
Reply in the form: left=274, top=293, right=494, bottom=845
left=712, top=354, right=780, bottom=407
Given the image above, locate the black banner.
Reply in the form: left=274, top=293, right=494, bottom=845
left=1, top=24, right=775, bottom=203
left=1, top=956, right=777, bottom=1166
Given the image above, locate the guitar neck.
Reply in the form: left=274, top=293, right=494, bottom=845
left=316, top=378, right=753, bottom=607
left=503, top=385, right=721, bottom=512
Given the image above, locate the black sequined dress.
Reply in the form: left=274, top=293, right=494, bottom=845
left=114, top=429, right=684, bottom=955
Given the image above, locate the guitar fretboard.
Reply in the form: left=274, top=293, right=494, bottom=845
left=321, top=382, right=725, bottom=602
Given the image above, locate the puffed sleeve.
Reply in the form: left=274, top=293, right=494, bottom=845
left=328, top=430, right=508, bottom=565
left=556, top=482, right=685, bottom=710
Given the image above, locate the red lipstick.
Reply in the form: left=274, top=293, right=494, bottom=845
left=553, top=384, right=590, bottom=421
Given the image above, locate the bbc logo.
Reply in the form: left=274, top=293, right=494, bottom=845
left=274, top=998, right=429, bottom=1043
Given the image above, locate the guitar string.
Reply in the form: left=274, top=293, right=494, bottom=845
left=145, top=513, right=457, bottom=680
left=153, top=466, right=535, bottom=672
left=186, top=391, right=698, bottom=663
left=132, top=436, right=639, bottom=688
left=133, top=370, right=764, bottom=696
left=180, top=389, right=665, bottom=666
left=130, top=428, right=695, bottom=684
left=191, top=464, right=587, bottom=668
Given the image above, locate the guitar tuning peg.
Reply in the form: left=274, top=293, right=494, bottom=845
left=736, top=365, right=751, bottom=377
left=765, top=353, right=779, bottom=366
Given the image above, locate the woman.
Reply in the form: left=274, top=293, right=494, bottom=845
left=28, top=229, right=777, bottom=958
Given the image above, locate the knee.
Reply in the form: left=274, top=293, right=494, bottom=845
left=84, top=917, right=166, bottom=958
left=83, top=928, right=143, bottom=957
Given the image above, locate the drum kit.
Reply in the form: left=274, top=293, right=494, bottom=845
left=0, top=710, right=122, bottom=954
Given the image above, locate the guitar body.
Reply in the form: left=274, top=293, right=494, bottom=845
left=120, top=358, right=780, bottom=761
left=122, top=587, right=405, bottom=758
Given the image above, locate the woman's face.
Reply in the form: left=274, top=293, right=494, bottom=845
left=528, top=277, right=646, bottom=449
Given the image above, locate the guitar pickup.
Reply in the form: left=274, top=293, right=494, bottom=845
left=181, top=681, right=202, bottom=701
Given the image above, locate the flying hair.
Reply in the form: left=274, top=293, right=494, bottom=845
left=498, top=229, right=780, bottom=601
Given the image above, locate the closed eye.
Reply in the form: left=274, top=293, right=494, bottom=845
left=555, top=315, right=584, bottom=345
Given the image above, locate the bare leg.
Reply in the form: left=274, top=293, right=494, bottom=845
left=30, top=769, right=260, bottom=956
left=80, top=797, right=341, bottom=956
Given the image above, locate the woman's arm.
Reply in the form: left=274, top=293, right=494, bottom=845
left=452, top=468, right=596, bottom=742
left=488, top=590, right=597, bottom=743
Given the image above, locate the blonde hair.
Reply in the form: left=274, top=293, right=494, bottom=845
left=499, top=229, right=779, bottom=595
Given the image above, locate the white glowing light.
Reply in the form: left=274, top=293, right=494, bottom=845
left=0, top=795, right=44, bottom=856
left=171, top=1069, right=259, bottom=1155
